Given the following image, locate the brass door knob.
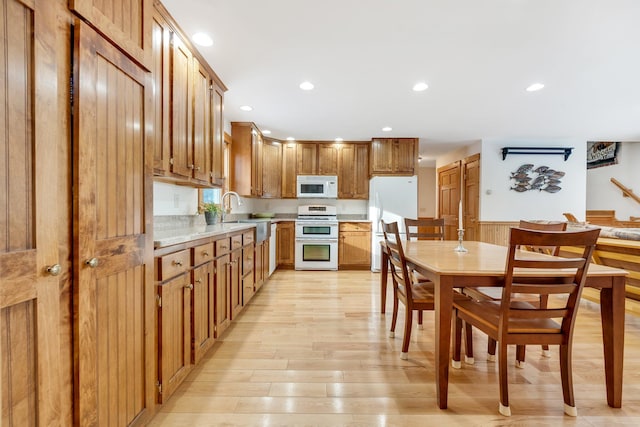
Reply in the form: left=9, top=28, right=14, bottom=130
left=46, top=264, right=62, bottom=276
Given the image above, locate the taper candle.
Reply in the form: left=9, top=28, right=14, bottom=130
left=458, top=200, right=463, bottom=229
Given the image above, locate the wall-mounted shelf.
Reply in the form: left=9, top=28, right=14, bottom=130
left=501, top=147, right=574, bottom=161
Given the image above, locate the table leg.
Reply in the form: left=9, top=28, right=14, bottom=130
left=600, top=276, right=625, bottom=408
left=435, top=276, right=453, bottom=409
left=380, top=247, right=388, bottom=314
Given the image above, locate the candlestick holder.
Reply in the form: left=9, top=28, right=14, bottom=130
left=454, top=229, right=468, bottom=253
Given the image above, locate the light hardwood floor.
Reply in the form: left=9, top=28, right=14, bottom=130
left=149, top=270, right=640, bottom=426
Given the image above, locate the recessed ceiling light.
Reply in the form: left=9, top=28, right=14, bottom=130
left=413, top=82, right=429, bottom=92
left=192, top=32, right=213, bottom=47
left=239, top=105, right=253, bottom=112
left=382, top=127, right=392, bottom=132
left=299, top=81, right=314, bottom=91
left=262, top=130, right=271, bottom=135
left=286, top=137, right=295, bottom=141
left=526, top=83, right=545, bottom=92
left=335, top=138, right=343, bottom=142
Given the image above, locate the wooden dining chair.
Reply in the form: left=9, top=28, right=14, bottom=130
left=382, top=220, right=466, bottom=360
left=452, top=227, right=599, bottom=416
left=463, top=220, right=567, bottom=365
left=404, top=217, right=445, bottom=241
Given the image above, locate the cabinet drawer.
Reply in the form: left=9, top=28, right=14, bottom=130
left=243, top=248, right=254, bottom=276
left=158, top=250, right=190, bottom=281
left=243, top=230, right=254, bottom=246
left=215, top=238, right=231, bottom=256
left=193, top=243, right=214, bottom=266
left=340, top=222, right=371, bottom=232
left=231, top=234, right=243, bottom=250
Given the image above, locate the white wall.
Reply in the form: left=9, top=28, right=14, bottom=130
left=586, top=142, right=640, bottom=221
left=480, top=139, right=587, bottom=221
left=417, top=165, right=436, bottom=217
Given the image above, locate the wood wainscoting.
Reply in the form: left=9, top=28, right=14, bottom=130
left=476, top=221, right=519, bottom=246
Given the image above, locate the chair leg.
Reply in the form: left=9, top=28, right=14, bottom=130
left=452, top=312, right=462, bottom=369
left=401, top=307, right=413, bottom=360
left=540, top=295, right=551, bottom=357
left=487, top=337, right=497, bottom=361
left=515, top=345, right=526, bottom=368
left=560, top=344, right=577, bottom=416
left=498, top=340, right=511, bottom=416
left=417, top=310, right=424, bottom=330
left=464, top=321, right=474, bottom=364
left=389, top=294, right=399, bottom=338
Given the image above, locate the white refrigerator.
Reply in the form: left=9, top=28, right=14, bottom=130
left=369, top=176, right=418, bottom=271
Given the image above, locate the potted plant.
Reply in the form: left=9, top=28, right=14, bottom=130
left=199, top=202, right=222, bottom=225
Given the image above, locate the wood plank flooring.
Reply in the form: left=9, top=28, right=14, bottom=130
left=149, top=270, right=640, bottom=426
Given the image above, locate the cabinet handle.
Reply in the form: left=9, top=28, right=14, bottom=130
left=46, top=264, right=62, bottom=276
left=172, top=260, right=183, bottom=267
left=195, top=166, right=201, bottom=171
left=85, top=258, right=99, bottom=268
left=185, top=283, right=193, bottom=290
left=195, top=278, right=202, bottom=284
left=188, top=164, right=195, bottom=169
left=203, top=251, right=210, bottom=257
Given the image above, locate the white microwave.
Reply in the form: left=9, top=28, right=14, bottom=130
left=296, top=175, right=338, bottom=198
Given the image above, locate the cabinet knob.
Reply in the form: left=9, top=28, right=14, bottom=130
left=185, top=283, right=194, bottom=290
left=172, top=260, right=183, bottom=267
left=46, top=264, right=62, bottom=276
left=188, top=164, right=195, bottom=169
left=85, top=258, right=99, bottom=268
left=195, top=278, right=202, bottom=284
left=203, top=251, right=210, bottom=257
left=195, top=166, right=201, bottom=171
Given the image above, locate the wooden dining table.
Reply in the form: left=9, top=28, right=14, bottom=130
left=379, top=240, right=628, bottom=410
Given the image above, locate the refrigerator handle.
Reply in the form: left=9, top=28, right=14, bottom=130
left=375, top=192, right=383, bottom=227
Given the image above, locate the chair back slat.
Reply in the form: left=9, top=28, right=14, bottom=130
left=381, top=220, right=415, bottom=304
left=500, top=227, right=600, bottom=338
left=404, top=218, right=445, bottom=241
left=518, top=220, right=567, bottom=255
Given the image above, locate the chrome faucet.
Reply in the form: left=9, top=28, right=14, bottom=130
left=221, top=191, right=243, bottom=221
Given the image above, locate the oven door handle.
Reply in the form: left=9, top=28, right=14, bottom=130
left=295, top=238, right=338, bottom=243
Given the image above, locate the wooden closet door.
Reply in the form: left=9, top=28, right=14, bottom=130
left=73, top=21, right=154, bottom=426
left=438, top=161, right=461, bottom=240
left=463, top=154, right=480, bottom=242
left=0, top=0, right=61, bottom=425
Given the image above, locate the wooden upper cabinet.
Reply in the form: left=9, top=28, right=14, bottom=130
left=317, top=143, right=339, bottom=175
left=151, top=11, right=170, bottom=175
left=211, top=84, right=225, bottom=186
left=169, top=32, right=193, bottom=179
left=192, top=57, right=212, bottom=183
left=230, top=122, right=263, bottom=197
left=281, top=142, right=297, bottom=198
left=338, top=143, right=369, bottom=199
left=262, top=138, right=282, bottom=198
left=69, top=0, right=152, bottom=69
left=370, top=138, right=418, bottom=176
left=296, top=142, right=317, bottom=175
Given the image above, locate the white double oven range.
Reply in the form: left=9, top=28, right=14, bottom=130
left=294, top=205, right=338, bottom=270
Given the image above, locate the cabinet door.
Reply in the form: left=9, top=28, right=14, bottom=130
left=252, top=131, right=264, bottom=196
left=214, top=253, right=230, bottom=337
left=393, top=138, right=417, bottom=174
left=151, top=11, right=170, bottom=175
left=338, top=144, right=355, bottom=198
left=262, top=139, right=282, bottom=198
left=74, top=21, right=154, bottom=425
left=229, top=249, right=242, bottom=319
left=353, top=144, right=370, bottom=199
left=69, top=0, right=151, bottom=68
left=211, top=84, right=225, bottom=186
left=296, top=143, right=317, bottom=175
left=338, top=231, right=371, bottom=268
left=192, top=58, right=212, bottom=183
left=281, top=142, right=297, bottom=198
left=191, top=262, right=214, bottom=364
left=170, top=32, right=193, bottom=178
left=370, top=139, right=393, bottom=174
left=0, top=1, right=62, bottom=424
left=276, top=222, right=295, bottom=267
left=318, top=143, right=339, bottom=175
left=157, top=274, right=191, bottom=403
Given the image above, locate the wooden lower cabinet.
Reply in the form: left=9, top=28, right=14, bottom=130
left=277, top=221, right=295, bottom=268
left=157, top=271, right=192, bottom=403
left=230, top=236, right=243, bottom=319
left=214, top=237, right=231, bottom=338
left=191, top=246, right=215, bottom=364
left=338, top=222, right=372, bottom=269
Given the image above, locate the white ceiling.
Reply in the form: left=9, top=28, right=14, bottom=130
left=161, top=0, right=640, bottom=163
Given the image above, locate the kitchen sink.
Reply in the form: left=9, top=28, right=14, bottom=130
left=224, top=219, right=271, bottom=243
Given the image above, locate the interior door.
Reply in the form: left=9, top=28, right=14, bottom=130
left=0, top=0, right=61, bottom=424
left=463, top=154, right=480, bottom=242
left=438, top=161, right=461, bottom=239
left=73, top=21, right=154, bottom=426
